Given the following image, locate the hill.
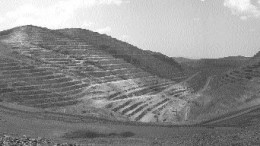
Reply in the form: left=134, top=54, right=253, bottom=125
left=248, top=51, right=260, bottom=64
left=173, top=57, right=197, bottom=63
left=253, top=51, right=260, bottom=58
left=173, top=56, right=251, bottom=92
left=0, top=25, right=192, bottom=123
left=174, top=56, right=249, bottom=70
left=58, top=28, right=185, bottom=80
left=0, top=25, right=259, bottom=125
left=188, top=53, right=260, bottom=122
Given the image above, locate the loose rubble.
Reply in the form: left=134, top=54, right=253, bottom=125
left=0, top=134, right=80, bottom=146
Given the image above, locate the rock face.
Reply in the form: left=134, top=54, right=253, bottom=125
left=0, top=25, right=259, bottom=124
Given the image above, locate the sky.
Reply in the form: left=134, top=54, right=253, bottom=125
left=0, top=0, right=260, bottom=59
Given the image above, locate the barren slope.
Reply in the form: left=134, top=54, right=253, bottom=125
left=0, top=25, right=259, bottom=125
left=0, top=25, right=193, bottom=124
left=58, top=28, right=185, bottom=81
left=189, top=52, right=260, bottom=122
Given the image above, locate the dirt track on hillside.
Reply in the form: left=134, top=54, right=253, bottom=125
left=1, top=103, right=260, bottom=145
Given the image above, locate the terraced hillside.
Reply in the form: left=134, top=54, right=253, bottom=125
left=174, top=56, right=251, bottom=92
left=189, top=53, right=260, bottom=122
left=0, top=25, right=196, bottom=123
left=58, top=28, right=185, bottom=80
left=0, top=25, right=259, bottom=125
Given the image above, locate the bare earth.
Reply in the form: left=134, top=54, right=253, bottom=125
left=0, top=25, right=260, bottom=146
left=1, top=103, right=260, bottom=146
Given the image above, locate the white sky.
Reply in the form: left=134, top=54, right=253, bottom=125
left=0, top=0, right=260, bottom=58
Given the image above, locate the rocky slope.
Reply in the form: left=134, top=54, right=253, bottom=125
left=58, top=28, right=185, bottom=80
left=0, top=25, right=192, bottom=124
left=0, top=25, right=259, bottom=125
left=189, top=52, right=260, bottom=122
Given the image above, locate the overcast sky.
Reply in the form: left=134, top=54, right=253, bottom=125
left=0, top=0, right=260, bottom=58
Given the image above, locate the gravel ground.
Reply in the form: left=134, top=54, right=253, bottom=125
left=0, top=134, right=79, bottom=146
left=2, top=127, right=260, bottom=146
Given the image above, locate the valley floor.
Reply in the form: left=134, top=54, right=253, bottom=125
left=1, top=104, right=260, bottom=146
